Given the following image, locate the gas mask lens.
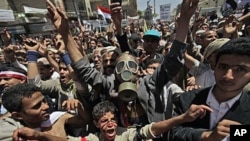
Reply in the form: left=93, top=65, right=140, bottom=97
left=116, top=61, right=125, bottom=74
left=128, top=61, right=138, bottom=73
left=115, top=61, right=138, bottom=74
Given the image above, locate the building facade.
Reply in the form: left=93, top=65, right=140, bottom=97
left=0, top=0, right=137, bottom=43
left=2, top=0, right=137, bottom=22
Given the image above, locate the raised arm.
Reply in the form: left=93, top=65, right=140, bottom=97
left=12, top=127, right=67, bottom=141
left=0, top=28, right=11, bottom=47
left=110, top=2, right=123, bottom=36
left=110, top=2, right=132, bottom=53
left=24, top=38, right=40, bottom=80
left=46, top=0, right=84, bottom=63
left=25, top=38, right=63, bottom=100
left=3, top=45, right=27, bottom=71
left=153, top=0, right=200, bottom=87
left=47, top=0, right=105, bottom=88
left=184, top=50, right=200, bottom=69
left=176, top=0, right=199, bottom=43
left=151, top=104, right=213, bottom=136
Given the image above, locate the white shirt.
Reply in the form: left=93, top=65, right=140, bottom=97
left=206, top=86, right=242, bottom=129
left=50, top=71, right=60, bottom=80
left=34, top=111, right=66, bottom=131
left=189, top=62, right=215, bottom=88
left=195, top=69, right=215, bottom=88
left=0, top=104, right=7, bottom=115
left=163, top=81, right=184, bottom=111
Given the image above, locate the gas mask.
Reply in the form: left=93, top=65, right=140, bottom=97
left=115, top=52, right=139, bottom=102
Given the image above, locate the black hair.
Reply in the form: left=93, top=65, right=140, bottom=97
left=97, top=37, right=113, bottom=47
left=2, top=83, right=42, bottom=113
left=146, top=59, right=162, bottom=67
left=129, top=33, right=141, bottom=42
left=157, top=45, right=165, bottom=54
left=216, top=37, right=250, bottom=63
left=92, top=101, right=118, bottom=121
left=102, top=41, right=113, bottom=47
left=90, top=38, right=97, bottom=44
left=97, top=37, right=107, bottom=43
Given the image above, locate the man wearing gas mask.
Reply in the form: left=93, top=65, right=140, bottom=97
left=115, top=52, right=138, bottom=101
left=108, top=0, right=196, bottom=127
left=46, top=0, right=198, bottom=132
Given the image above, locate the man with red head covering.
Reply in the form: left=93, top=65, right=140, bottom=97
left=0, top=64, right=27, bottom=117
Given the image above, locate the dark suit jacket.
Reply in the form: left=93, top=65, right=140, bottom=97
left=170, top=87, right=250, bottom=141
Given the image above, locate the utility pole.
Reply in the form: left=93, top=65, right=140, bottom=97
left=145, top=0, right=153, bottom=22
left=72, top=0, right=82, bottom=26
left=154, top=0, right=155, bottom=15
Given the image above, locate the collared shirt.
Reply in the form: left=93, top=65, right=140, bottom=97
left=206, top=86, right=242, bottom=129
left=0, top=94, right=7, bottom=115
left=0, top=104, right=7, bottom=115
left=50, top=71, right=60, bottom=80
left=189, top=62, right=215, bottom=88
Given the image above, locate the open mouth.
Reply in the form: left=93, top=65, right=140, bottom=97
left=56, top=42, right=62, bottom=48
left=60, top=76, right=66, bottom=81
left=42, top=112, right=50, bottom=120
left=105, top=128, right=116, bottom=138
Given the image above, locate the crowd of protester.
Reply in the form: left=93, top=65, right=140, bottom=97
left=0, top=0, right=250, bottom=140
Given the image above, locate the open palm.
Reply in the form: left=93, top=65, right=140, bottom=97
left=46, top=0, right=69, bottom=35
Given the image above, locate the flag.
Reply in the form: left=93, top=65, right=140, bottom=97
left=221, top=0, right=240, bottom=17
left=143, top=19, right=148, bottom=33
left=97, top=5, right=111, bottom=23
left=226, top=0, right=238, bottom=10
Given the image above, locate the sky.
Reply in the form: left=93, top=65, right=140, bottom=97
left=137, top=0, right=182, bottom=18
